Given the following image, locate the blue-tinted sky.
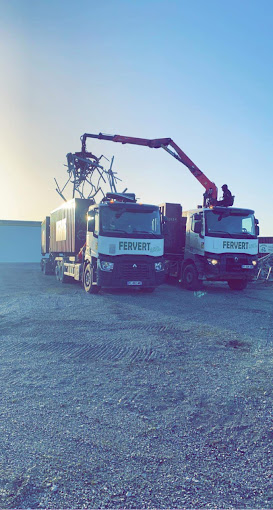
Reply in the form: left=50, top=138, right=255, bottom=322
left=1, top=0, right=272, bottom=234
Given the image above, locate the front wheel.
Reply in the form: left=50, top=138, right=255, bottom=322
left=83, top=264, right=100, bottom=294
left=228, top=279, right=248, bottom=290
left=182, top=264, right=200, bottom=290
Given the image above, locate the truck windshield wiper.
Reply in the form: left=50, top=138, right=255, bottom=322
left=133, top=230, right=159, bottom=237
left=232, top=232, right=255, bottom=237
left=209, top=231, right=233, bottom=237
left=103, top=228, right=128, bottom=234
left=232, top=231, right=253, bottom=235
left=113, top=229, right=129, bottom=234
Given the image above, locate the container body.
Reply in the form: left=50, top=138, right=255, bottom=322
left=41, top=216, right=50, bottom=255
left=159, top=203, right=185, bottom=255
left=50, top=198, right=93, bottom=255
left=259, top=236, right=273, bottom=255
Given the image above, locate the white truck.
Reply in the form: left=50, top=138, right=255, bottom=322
left=41, top=193, right=165, bottom=293
left=161, top=203, right=259, bottom=290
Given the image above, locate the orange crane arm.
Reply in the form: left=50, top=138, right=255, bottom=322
left=80, top=132, right=218, bottom=201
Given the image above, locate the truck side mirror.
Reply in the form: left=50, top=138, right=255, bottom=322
left=255, top=218, right=259, bottom=236
left=194, top=221, right=202, bottom=234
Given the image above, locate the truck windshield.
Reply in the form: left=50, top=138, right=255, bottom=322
left=205, top=210, right=256, bottom=238
left=100, top=206, right=162, bottom=237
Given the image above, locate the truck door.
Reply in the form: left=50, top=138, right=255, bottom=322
left=86, top=208, right=99, bottom=260
left=189, top=212, right=204, bottom=255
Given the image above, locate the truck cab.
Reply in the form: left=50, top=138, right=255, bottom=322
left=83, top=195, right=165, bottom=292
left=182, top=206, right=259, bottom=289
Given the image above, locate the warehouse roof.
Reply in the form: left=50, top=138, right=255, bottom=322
left=0, top=220, right=41, bottom=227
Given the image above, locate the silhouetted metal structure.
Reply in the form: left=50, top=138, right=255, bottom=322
left=54, top=147, right=121, bottom=202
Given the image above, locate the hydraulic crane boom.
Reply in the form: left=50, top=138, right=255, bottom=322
left=80, top=132, right=218, bottom=204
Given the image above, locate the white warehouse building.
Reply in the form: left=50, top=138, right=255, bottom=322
left=0, top=220, right=41, bottom=263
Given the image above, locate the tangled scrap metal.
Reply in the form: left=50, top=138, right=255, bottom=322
left=54, top=151, right=122, bottom=202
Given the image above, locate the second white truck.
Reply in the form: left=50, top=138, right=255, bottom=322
left=161, top=203, right=259, bottom=290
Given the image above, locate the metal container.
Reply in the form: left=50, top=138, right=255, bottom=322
left=259, top=236, right=273, bottom=255
left=50, top=198, right=93, bottom=255
left=159, top=203, right=185, bottom=254
left=41, top=216, right=50, bottom=255
left=259, top=236, right=273, bottom=244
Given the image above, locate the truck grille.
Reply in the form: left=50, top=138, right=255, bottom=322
left=120, top=263, right=150, bottom=279
left=226, top=255, right=249, bottom=272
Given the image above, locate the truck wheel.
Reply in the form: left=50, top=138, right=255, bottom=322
left=42, top=260, right=50, bottom=275
left=182, top=264, right=199, bottom=290
left=142, top=287, right=155, bottom=293
left=84, top=264, right=100, bottom=294
left=55, top=262, right=60, bottom=281
left=59, top=262, right=69, bottom=283
left=228, top=279, right=248, bottom=290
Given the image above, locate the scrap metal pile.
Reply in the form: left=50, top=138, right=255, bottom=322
left=54, top=138, right=122, bottom=202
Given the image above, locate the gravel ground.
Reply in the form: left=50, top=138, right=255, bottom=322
left=0, top=263, right=273, bottom=509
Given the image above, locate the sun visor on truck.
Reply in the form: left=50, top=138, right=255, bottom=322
left=107, top=203, right=158, bottom=212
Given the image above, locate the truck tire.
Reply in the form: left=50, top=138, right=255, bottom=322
left=182, top=264, right=199, bottom=290
left=59, top=261, right=69, bottom=283
left=55, top=262, right=61, bottom=281
left=84, top=264, right=100, bottom=294
left=228, top=279, right=248, bottom=290
left=41, top=260, right=52, bottom=275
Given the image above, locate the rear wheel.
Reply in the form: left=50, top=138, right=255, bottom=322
left=228, top=279, right=248, bottom=290
left=59, top=261, right=69, bottom=283
left=55, top=262, right=61, bottom=281
left=42, top=260, right=51, bottom=275
left=182, top=264, right=200, bottom=290
left=84, top=264, right=100, bottom=294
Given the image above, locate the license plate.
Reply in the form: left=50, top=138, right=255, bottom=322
left=242, top=265, right=253, bottom=269
left=127, top=281, right=142, bottom=286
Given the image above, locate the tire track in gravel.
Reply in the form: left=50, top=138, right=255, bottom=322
left=36, top=342, right=158, bottom=363
left=14, top=322, right=188, bottom=362
left=0, top=319, right=185, bottom=337
left=0, top=316, right=190, bottom=340
left=0, top=316, right=189, bottom=363
left=0, top=317, right=255, bottom=360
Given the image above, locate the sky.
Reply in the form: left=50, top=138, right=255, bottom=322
left=0, top=0, right=272, bottom=235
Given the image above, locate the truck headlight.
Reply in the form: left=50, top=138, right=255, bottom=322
left=207, top=258, right=218, bottom=266
left=155, top=262, right=164, bottom=272
left=252, top=260, right=257, bottom=266
left=99, top=260, right=114, bottom=272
